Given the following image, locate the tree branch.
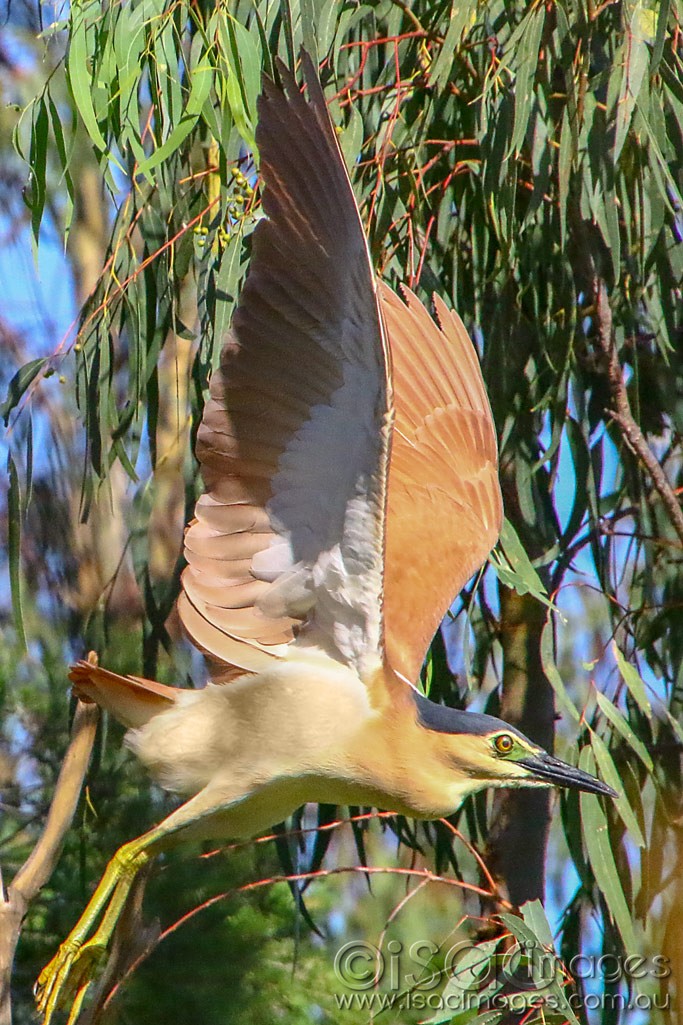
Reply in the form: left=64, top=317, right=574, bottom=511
left=594, top=277, right=683, bottom=548
left=0, top=698, right=99, bottom=1025
left=11, top=701, right=99, bottom=903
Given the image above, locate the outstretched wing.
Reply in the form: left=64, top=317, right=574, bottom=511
left=380, top=283, right=502, bottom=684
left=178, top=55, right=391, bottom=679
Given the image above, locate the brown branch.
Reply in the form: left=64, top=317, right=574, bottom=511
left=0, top=698, right=99, bottom=1025
left=12, top=702, right=99, bottom=902
left=594, top=278, right=683, bottom=548
left=387, top=0, right=426, bottom=34
left=97, top=864, right=514, bottom=1015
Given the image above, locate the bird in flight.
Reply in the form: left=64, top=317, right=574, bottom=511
left=36, top=52, right=615, bottom=1024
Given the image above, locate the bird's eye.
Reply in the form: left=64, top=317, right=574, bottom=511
left=494, top=734, right=514, bottom=755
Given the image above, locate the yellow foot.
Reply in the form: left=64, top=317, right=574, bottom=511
left=35, top=938, right=107, bottom=1025
left=34, top=832, right=157, bottom=1023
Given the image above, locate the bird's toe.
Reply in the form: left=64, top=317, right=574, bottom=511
left=35, top=939, right=107, bottom=1024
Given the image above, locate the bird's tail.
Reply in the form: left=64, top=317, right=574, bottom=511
left=69, top=654, right=178, bottom=729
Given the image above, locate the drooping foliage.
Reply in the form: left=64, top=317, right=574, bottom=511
left=2, top=1, right=683, bottom=1021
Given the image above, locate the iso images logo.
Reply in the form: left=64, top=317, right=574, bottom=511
left=332, top=939, right=671, bottom=1015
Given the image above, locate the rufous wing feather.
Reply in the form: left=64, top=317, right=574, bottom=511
left=178, top=56, right=501, bottom=693
left=69, top=661, right=178, bottom=729
left=380, top=283, right=503, bottom=684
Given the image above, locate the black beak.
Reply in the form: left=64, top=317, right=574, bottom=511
left=518, top=751, right=618, bottom=798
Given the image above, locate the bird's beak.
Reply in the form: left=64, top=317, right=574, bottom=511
left=517, top=751, right=618, bottom=798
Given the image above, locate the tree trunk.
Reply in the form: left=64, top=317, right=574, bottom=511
left=487, top=585, right=554, bottom=906
left=0, top=884, right=24, bottom=1025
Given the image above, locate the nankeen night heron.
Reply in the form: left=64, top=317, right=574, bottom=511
left=36, top=54, right=616, bottom=1023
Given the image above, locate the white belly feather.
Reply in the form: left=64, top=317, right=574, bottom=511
left=125, top=655, right=376, bottom=802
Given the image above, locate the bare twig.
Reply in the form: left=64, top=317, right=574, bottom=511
left=387, top=0, right=426, bottom=35
left=100, top=863, right=514, bottom=1014
left=594, top=278, right=683, bottom=548
left=0, top=698, right=99, bottom=1025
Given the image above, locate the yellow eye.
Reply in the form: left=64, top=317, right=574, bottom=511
left=494, top=734, right=514, bottom=755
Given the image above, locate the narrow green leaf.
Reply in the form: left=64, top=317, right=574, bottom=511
left=589, top=730, right=645, bottom=846
left=664, top=708, right=683, bottom=746
left=218, top=16, right=259, bottom=153
left=508, top=5, right=545, bottom=156
left=1, top=358, right=48, bottom=425
left=612, top=6, right=650, bottom=163
left=437, top=936, right=505, bottom=1015
left=562, top=782, right=591, bottom=887
left=7, top=454, right=27, bottom=653
left=580, top=746, right=639, bottom=956
left=85, top=344, right=102, bottom=478
left=68, top=0, right=107, bottom=151
left=29, top=97, right=49, bottom=245
left=499, top=911, right=544, bottom=949
left=47, top=93, right=75, bottom=240
left=429, top=4, right=474, bottom=89
left=340, top=104, right=363, bottom=172
left=520, top=899, right=555, bottom=949
left=136, top=53, right=214, bottom=181
left=602, top=181, right=622, bottom=283
left=24, top=414, right=33, bottom=514
left=613, top=642, right=652, bottom=718
left=540, top=617, right=581, bottom=722
left=113, top=0, right=148, bottom=144
left=99, top=337, right=112, bottom=481
left=300, top=0, right=318, bottom=64
left=504, top=906, right=581, bottom=1025
left=221, top=49, right=256, bottom=151
left=558, top=109, right=572, bottom=245
left=250, top=5, right=272, bottom=79
left=490, top=518, right=560, bottom=615
left=280, top=0, right=296, bottom=71
left=201, top=85, right=224, bottom=143
left=225, top=15, right=262, bottom=119
left=561, top=417, right=589, bottom=547
left=595, top=690, right=653, bottom=771
left=650, top=0, right=671, bottom=70
left=316, top=0, right=340, bottom=58
left=211, top=230, right=244, bottom=358
left=155, top=16, right=184, bottom=137
left=144, top=365, right=160, bottom=471
left=634, top=94, right=682, bottom=207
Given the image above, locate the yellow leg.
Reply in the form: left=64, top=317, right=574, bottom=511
left=35, top=783, right=234, bottom=1024
left=35, top=831, right=154, bottom=1025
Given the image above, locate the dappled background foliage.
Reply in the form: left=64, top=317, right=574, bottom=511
left=2, top=0, right=683, bottom=1022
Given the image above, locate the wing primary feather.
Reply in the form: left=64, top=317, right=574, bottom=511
left=179, top=53, right=391, bottom=679
left=179, top=55, right=501, bottom=691
left=379, top=283, right=502, bottom=683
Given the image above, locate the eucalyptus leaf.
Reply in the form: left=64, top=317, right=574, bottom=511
left=595, top=690, right=654, bottom=772
left=1, top=358, right=48, bottom=425
left=589, top=729, right=645, bottom=847
left=580, top=747, right=639, bottom=957
left=490, top=518, right=559, bottom=615
left=613, top=642, right=652, bottom=718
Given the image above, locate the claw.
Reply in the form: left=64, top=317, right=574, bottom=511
left=34, top=834, right=155, bottom=1023
left=35, top=942, right=79, bottom=1021
left=35, top=939, right=107, bottom=1025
